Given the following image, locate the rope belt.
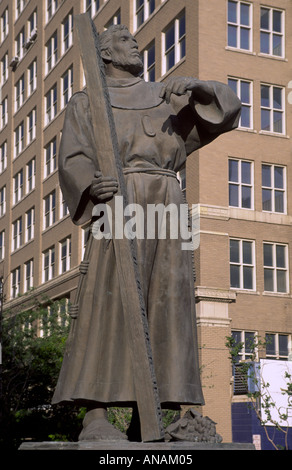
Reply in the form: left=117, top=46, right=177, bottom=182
left=123, top=167, right=178, bottom=180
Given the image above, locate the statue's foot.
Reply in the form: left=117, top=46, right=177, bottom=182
left=78, top=408, right=128, bottom=441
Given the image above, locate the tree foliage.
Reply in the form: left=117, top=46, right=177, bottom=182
left=0, top=297, right=83, bottom=450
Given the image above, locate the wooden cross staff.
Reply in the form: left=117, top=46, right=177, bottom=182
left=74, top=13, right=164, bottom=442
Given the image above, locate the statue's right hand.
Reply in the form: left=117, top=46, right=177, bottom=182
left=90, top=171, right=118, bottom=203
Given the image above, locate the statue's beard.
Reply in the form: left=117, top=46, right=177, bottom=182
left=112, top=57, right=143, bottom=76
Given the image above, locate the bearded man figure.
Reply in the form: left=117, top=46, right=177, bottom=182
left=52, top=24, right=241, bottom=442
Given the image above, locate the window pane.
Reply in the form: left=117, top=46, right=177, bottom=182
left=242, top=186, right=251, bottom=208
left=228, top=78, right=237, bottom=94
left=273, top=34, right=282, bottom=56
left=243, top=241, right=252, bottom=264
left=228, top=1, right=237, bottom=23
left=262, top=189, right=272, bottom=211
left=179, top=15, right=185, bottom=38
left=277, top=270, right=286, bottom=292
left=273, top=111, right=283, bottom=133
left=230, top=265, right=240, bottom=288
left=261, top=8, right=269, bottom=30
left=266, top=333, right=275, bottom=355
left=241, top=82, right=250, bottom=104
left=273, top=87, right=282, bottom=110
left=241, top=161, right=251, bottom=184
left=274, top=166, right=284, bottom=188
left=240, top=27, right=249, bottom=50
left=274, top=191, right=284, bottom=213
left=240, top=3, right=250, bottom=26
left=165, top=24, right=175, bottom=51
left=261, top=85, right=270, bottom=107
left=245, top=332, right=255, bottom=353
left=229, top=159, right=238, bottom=182
left=243, top=266, right=253, bottom=289
left=262, top=164, right=271, bottom=187
left=276, top=245, right=285, bottom=268
left=165, top=49, right=175, bottom=71
left=273, top=10, right=282, bottom=33
left=230, top=239, right=240, bottom=263
left=264, top=244, right=273, bottom=266
left=229, top=184, right=238, bottom=206
left=228, top=25, right=237, bottom=48
left=260, top=31, right=270, bottom=54
left=241, top=105, right=250, bottom=128
left=264, top=268, right=274, bottom=291
left=180, top=37, right=186, bottom=59
left=261, top=109, right=270, bottom=131
left=279, top=335, right=288, bottom=356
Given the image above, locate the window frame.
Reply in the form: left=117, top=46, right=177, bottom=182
left=230, top=238, right=256, bottom=291
left=11, top=266, right=21, bottom=299
left=228, top=158, right=254, bottom=209
left=60, top=236, right=71, bottom=274
left=43, top=190, right=56, bottom=229
left=162, top=12, right=186, bottom=75
left=43, top=246, right=55, bottom=282
left=25, top=206, right=35, bottom=243
left=260, top=6, right=285, bottom=58
left=228, top=77, right=253, bottom=129
left=263, top=242, right=289, bottom=294
left=260, top=83, right=285, bottom=135
left=227, top=0, right=253, bottom=52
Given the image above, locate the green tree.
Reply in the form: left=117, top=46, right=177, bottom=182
left=0, top=297, right=83, bottom=450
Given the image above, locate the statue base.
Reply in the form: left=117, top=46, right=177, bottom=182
left=19, top=440, right=255, bottom=451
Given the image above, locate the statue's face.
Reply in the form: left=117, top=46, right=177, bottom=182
left=110, top=29, right=143, bottom=74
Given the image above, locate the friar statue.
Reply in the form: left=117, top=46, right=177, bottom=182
left=52, top=24, right=241, bottom=441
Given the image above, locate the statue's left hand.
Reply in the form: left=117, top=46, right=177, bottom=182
left=159, top=77, right=214, bottom=105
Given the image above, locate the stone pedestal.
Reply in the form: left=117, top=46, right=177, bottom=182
left=19, top=440, right=255, bottom=451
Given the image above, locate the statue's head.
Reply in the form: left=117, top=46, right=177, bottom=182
left=99, top=25, right=143, bottom=76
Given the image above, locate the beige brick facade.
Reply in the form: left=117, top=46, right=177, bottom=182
left=0, top=0, right=291, bottom=442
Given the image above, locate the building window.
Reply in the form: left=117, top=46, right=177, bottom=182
left=28, top=9, right=37, bottom=36
left=1, top=8, right=9, bottom=43
left=13, top=169, right=24, bottom=205
left=44, top=137, right=57, bottom=178
left=46, top=0, right=58, bottom=23
left=134, top=0, right=155, bottom=31
left=141, top=41, right=155, bottom=82
left=15, top=0, right=26, bottom=20
left=25, top=207, right=35, bottom=242
left=260, top=7, right=284, bottom=58
left=0, top=186, right=5, bottom=217
left=60, top=237, right=71, bottom=274
left=82, top=225, right=91, bottom=259
left=45, top=32, right=58, bottom=74
left=11, top=266, right=21, bottom=299
left=229, top=159, right=253, bottom=209
left=26, top=158, right=36, bottom=193
left=263, top=243, right=288, bottom=293
left=84, top=0, right=100, bottom=17
left=0, top=230, right=4, bottom=260
left=60, top=190, right=69, bottom=219
left=15, top=75, right=25, bottom=112
left=230, top=238, right=255, bottom=290
left=12, top=217, right=23, bottom=252
left=228, top=78, right=252, bottom=129
left=62, top=11, right=73, bottom=54
left=1, top=96, right=8, bottom=129
left=15, top=28, right=25, bottom=60
left=43, top=246, right=55, bottom=282
left=0, top=141, right=7, bottom=174
left=1, top=52, right=8, bottom=85
left=43, top=190, right=56, bottom=229
left=24, top=259, right=34, bottom=292
left=105, top=9, right=121, bottom=28
left=14, top=121, right=24, bottom=157
left=261, top=84, right=284, bottom=134
left=162, top=12, right=186, bottom=75
left=45, top=84, right=57, bottom=125
left=265, top=333, right=290, bottom=360
left=28, top=59, right=37, bottom=96
left=61, top=66, right=73, bottom=108
left=227, top=1, right=252, bottom=51
left=27, top=108, right=36, bottom=144
left=231, top=330, right=256, bottom=395
left=262, top=164, right=286, bottom=213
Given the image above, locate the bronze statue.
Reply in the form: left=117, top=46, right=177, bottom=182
left=52, top=23, right=241, bottom=442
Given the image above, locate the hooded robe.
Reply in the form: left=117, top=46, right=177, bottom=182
left=52, top=77, right=241, bottom=407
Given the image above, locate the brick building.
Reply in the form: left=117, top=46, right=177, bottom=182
left=0, top=0, right=291, bottom=444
